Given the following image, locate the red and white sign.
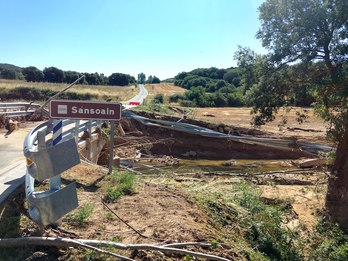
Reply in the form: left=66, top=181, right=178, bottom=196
left=50, top=100, right=121, bottom=121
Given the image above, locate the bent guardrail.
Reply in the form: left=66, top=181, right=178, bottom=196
left=24, top=119, right=103, bottom=226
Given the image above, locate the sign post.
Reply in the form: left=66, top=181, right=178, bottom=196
left=50, top=100, right=122, bottom=174
left=109, top=121, right=115, bottom=174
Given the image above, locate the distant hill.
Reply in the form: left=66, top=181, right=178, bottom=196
left=0, top=63, right=22, bottom=71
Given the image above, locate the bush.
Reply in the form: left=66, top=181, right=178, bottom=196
left=233, top=182, right=302, bottom=260
left=152, top=93, right=164, bottom=104
left=309, top=219, right=348, bottom=261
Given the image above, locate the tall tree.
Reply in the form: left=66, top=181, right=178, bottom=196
left=43, top=67, right=65, bottom=83
left=152, top=76, right=160, bottom=83
left=108, top=73, right=129, bottom=86
left=137, top=73, right=146, bottom=84
left=22, top=66, right=44, bottom=82
left=241, top=0, right=348, bottom=228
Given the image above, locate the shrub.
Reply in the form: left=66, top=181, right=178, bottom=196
left=233, top=182, right=302, bottom=260
left=152, top=93, right=164, bottom=104
left=69, top=203, right=95, bottom=225
left=309, top=219, right=348, bottom=261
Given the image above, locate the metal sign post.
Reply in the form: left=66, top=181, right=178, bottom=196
left=109, top=121, right=115, bottom=174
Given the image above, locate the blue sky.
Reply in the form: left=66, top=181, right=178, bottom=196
left=0, top=0, right=266, bottom=80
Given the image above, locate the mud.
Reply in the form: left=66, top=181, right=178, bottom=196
left=119, top=115, right=315, bottom=160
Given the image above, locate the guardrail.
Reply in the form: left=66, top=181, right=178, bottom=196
left=24, top=118, right=104, bottom=226
left=0, top=102, right=40, bottom=117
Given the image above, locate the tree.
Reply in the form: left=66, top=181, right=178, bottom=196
left=243, top=0, right=348, bottom=228
left=108, top=73, right=129, bottom=86
left=64, top=71, right=81, bottom=84
left=0, top=68, right=18, bottom=80
left=43, top=67, right=64, bottom=83
left=138, top=73, right=146, bottom=84
left=152, top=76, right=160, bottom=84
left=22, top=66, right=44, bottom=82
left=146, top=75, right=153, bottom=84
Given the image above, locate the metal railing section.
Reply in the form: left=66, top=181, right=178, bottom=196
left=24, top=119, right=103, bottom=226
left=0, top=102, right=40, bottom=117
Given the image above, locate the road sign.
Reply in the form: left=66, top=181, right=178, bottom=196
left=50, top=100, right=121, bottom=121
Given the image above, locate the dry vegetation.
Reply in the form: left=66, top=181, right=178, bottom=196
left=145, top=83, right=186, bottom=101
left=0, top=79, right=136, bottom=101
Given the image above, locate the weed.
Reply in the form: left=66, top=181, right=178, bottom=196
left=111, top=236, right=123, bottom=242
left=105, top=211, right=116, bottom=221
left=105, top=171, right=135, bottom=202
left=210, top=239, right=218, bottom=250
left=69, top=202, right=95, bottom=225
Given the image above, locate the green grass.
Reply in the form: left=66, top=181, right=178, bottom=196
left=105, top=171, right=136, bottom=202
left=231, top=182, right=302, bottom=260
left=68, top=202, right=95, bottom=225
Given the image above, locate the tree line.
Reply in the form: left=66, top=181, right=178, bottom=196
left=0, top=65, right=136, bottom=86
left=137, top=72, right=160, bottom=84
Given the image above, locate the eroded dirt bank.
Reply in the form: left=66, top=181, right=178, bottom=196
left=118, top=115, right=315, bottom=160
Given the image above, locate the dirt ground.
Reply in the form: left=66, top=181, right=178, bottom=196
left=193, top=107, right=328, bottom=145
left=142, top=83, right=329, bottom=145
left=0, top=99, right=332, bottom=260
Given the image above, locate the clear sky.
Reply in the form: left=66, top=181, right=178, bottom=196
left=0, top=0, right=266, bottom=80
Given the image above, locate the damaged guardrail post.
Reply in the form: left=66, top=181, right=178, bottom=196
left=24, top=122, right=80, bottom=226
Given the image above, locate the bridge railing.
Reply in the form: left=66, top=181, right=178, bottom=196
left=23, top=118, right=104, bottom=226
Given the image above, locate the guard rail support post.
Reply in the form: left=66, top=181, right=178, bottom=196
left=88, top=120, right=92, bottom=135
left=74, top=120, right=80, bottom=143
left=50, top=119, right=62, bottom=191
left=108, top=121, right=115, bottom=174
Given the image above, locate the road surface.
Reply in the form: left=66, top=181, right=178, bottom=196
left=0, top=122, right=40, bottom=204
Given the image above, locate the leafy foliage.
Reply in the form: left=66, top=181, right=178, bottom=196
left=146, top=75, right=160, bottom=84
left=108, top=72, right=136, bottom=86
left=137, top=72, right=146, bottom=84
left=22, top=66, right=44, bottom=82
left=251, top=0, right=348, bottom=142
left=152, top=93, right=164, bottom=104
left=309, top=219, right=348, bottom=261
left=172, top=67, right=246, bottom=107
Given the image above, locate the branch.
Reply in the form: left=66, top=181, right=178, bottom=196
left=101, top=199, right=163, bottom=241
left=0, top=237, right=134, bottom=261
left=0, top=237, right=232, bottom=261
left=79, top=239, right=231, bottom=261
